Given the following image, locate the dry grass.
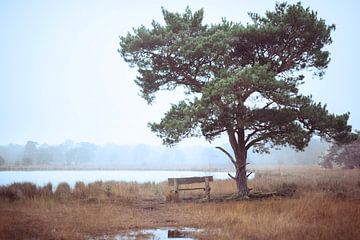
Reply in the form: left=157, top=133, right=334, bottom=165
left=0, top=166, right=359, bottom=239
left=189, top=191, right=360, bottom=240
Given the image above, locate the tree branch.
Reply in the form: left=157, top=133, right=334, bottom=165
left=215, top=146, right=236, bottom=165
left=245, top=128, right=262, bottom=144
left=245, top=123, right=273, bottom=145
left=204, top=128, right=227, bottom=138
left=228, top=172, right=236, bottom=180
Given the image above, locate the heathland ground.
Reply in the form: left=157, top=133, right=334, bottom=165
left=0, top=166, right=359, bottom=239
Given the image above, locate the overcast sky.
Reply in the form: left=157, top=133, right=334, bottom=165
left=0, top=0, right=359, bottom=146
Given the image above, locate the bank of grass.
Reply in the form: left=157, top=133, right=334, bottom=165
left=0, top=166, right=359, bottom=239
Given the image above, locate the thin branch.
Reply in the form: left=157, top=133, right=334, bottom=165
left=216, top=146, right=236, bottom=165
left=262, top=101, right=275, bottom=110
left=246, top=134, right=269, bottom=150
left=204, top=128, right=227, bottom=138
left=245, top=130, right=285, bottom=150
left=228, top=173, right=236, bottom=180
left=245, top=128, right=262, bottom=143
left=245, top=122, right=276, bottom=144
left=246, top=171, right=253, bottom=178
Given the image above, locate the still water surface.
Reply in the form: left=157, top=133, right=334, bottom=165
left=0, top=170, right=240, bottom=187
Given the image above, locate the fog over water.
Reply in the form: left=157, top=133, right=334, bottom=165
left=0, top=139, right=328, bottom=170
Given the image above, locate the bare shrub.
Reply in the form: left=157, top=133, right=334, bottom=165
left=320, top=135, right=360, bottom=169
left=55, top=182, right=72, bottom=202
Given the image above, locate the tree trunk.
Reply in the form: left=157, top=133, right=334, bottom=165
left=227, top=130, right=249, bottom=197
left=234, top=152, right=248, bottom=197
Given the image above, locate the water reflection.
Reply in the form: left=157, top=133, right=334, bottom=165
left=112, top=227, right=200, bottom=240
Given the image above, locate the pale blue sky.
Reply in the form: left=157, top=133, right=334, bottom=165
left=0, top=0, right=359, bottom=146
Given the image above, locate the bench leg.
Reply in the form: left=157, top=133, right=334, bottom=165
left=174, top=179, right=179, bottom=197
left=205, top=177, right=210, bottom=201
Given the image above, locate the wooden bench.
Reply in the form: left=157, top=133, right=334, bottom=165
left=168, top=176, right=213, bottom=200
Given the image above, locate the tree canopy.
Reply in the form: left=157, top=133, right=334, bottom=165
left=119, top=2, right=356, bottom=195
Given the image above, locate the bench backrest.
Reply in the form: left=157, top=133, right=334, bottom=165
left=168, top=176, right=213, bottom=186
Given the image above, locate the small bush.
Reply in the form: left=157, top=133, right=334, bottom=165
left=55, top=182, right=72, bottom=202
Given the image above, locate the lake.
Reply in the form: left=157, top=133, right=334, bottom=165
left=0, top=170, right=251, bottom=188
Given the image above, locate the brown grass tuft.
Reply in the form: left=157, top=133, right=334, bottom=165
left=165, top=192, right=180, bottom=202
left=74, top=181, right=87, bottom=199
left=0, top=182, right=39, bottom=201
left=39, top=182, right=53, bottom=198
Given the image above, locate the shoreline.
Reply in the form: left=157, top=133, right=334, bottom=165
left=0, top=166, right=231, bottom=172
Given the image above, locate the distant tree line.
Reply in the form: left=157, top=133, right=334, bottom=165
left=0, top=139, right=329, bottom=169
left=0, top=140, right=97, bottom=166
left=0, top=140, right=228, bottom=169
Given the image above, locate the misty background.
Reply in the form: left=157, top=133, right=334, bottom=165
left=0, top=139, right=328, bottom=169
left=0, top=0, right=358, bottom=170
